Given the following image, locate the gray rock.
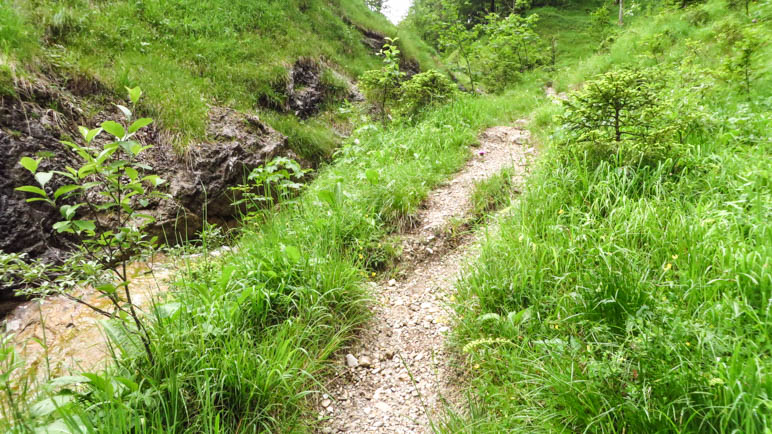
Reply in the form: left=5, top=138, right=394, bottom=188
left=345, top=354, right=359, bottom=368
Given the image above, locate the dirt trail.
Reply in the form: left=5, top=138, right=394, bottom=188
left=319, top=124, right=533, bottom=433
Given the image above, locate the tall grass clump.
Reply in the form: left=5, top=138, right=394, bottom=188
left=448, top=0, right=771, bottom=432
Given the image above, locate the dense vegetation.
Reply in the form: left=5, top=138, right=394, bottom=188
left=443, top=0, right=772, bottom=431
left=1, top=0, right=770, bottom=432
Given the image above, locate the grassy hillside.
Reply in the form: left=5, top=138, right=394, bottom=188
left=447, top=0, right=772, bottom=432
left=0, top=0, right=440, bottom=152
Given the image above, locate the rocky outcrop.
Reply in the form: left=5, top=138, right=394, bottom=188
left=144, top=106, right=296, bottom=236
left=288, top=58, right=326, bottom=119
left=0, top=80, right=83, bottom=262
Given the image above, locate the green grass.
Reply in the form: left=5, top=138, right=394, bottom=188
left=2, top=0, right=770, bottom=432
left=446, top=0, right=772, bottom=432
left=0, top=0, right=439, bottom=147
left=470, top=167, right=518, bottom=221
left=0, top=84, right=548, bottom=431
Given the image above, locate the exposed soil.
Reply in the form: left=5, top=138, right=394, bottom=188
left=317, top=124, right=534, bottom=433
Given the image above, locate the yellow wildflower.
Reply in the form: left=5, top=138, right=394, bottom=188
left=664, top=263, right=672, bottom=271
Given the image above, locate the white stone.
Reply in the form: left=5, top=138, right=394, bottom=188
left=345, top=354, right=359, bottom=368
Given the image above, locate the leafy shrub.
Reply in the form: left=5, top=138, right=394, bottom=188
left=722, top=26, right=763, bottom=94
left=479, top=13, right=545, bottom=91
left=438, top=20, right=481, bottom=89
left=231, top=156, right=308, bottom=224
left=589, top=4, right=613, bottom=39
left=359, top=38, right=405, bottom=118
left=397, top=69, right=456, bottom=119
left=10, top=87, right=166, bottom=363
left=559, top=68, right=692, bottom=168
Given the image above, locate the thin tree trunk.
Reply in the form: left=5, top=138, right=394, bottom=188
left=618, top=0, right=624, bottom=25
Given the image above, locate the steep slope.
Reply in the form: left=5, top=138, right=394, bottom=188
left=1, top=0, right=438, bottom=149
left=0, top=0, right=440, bottom=263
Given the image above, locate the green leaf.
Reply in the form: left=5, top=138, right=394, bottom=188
left=20, top=157, right=40, bottom=174
left=101, top=120, right=125, bottom=139
left=34, top=418, right=84, bottom=434
left=77, top=164, right=96, bottom=179
left=29, top=395, right=74, bottom=418
left=48, top=375, right=90, bottom=388
left=54, top=184, right=81, bottom=200
left=72, top=220, right=96, bottom=232
left=59, top=204, right=82, bottom=220
left=100, top=319, right=140, bottom=357
left=125, top=166, right=139, bottom=180
left=142, top=175, right=165, bottom=187
left=86, top=127, right=103, bottom=143
left=15, top=185, right=47, bottom=197
left=116, top=104, right=132, bottom=120
left=134, top=213, right=155, bottom=224
left=52, top=221, right=72, bottom=233
left=318, top=190, right=335, bottom=207
left=96, top=283, right=117, bottom=294
left=95, top=143, right=119, bottom=165
left=35, top=171, right=53, bottom=187
left=128, top=117, right=153, bottom=134
left=285, top=245, right=301, bottom=262
left=507, top=307, right=532, bottom=325
left=113, top=376, right=140, bottom=392
left=127, top=86, right=142, bottom=104
left=155, top=302, right=181, bottom=319
left=478, top=313, right=501, bottom=323
left=119, top=140, right=142, bottom=156
left=62, top=141, right=92, bottom=161
left=78, top=126, right=89, bottom=141
left=79, top=126, right=103, bottom=143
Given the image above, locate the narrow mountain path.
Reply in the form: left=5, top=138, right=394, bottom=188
left=319, top=123, right=534, bottom=433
